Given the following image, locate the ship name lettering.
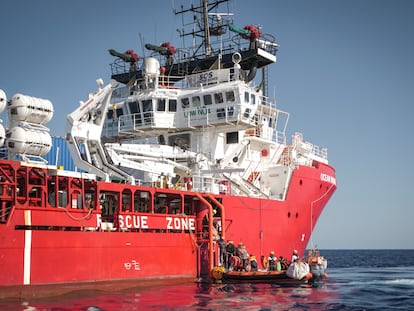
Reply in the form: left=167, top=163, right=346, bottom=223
left=183, top=107, right=211, bottom=118
left=166, top=216, right=196, bottom=230
left=118, top=215, right=149, bottom=229
left=320, top=173, right=336, bottom=185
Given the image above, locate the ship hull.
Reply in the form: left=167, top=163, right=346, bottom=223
left=0, top=159, right=335, bottom=296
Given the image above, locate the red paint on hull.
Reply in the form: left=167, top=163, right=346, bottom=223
left=0, top=158, right=336, bottom=297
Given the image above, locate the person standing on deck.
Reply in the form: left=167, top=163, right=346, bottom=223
left=225, top=240, right=236, bottom=269
left=218, top=236, right=227, bottom=267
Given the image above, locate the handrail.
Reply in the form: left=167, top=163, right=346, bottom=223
left=206, top=194, right=225, bottom=241
left=195, top=193, right=214, bottom=276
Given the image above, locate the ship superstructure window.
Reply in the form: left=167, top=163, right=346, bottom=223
left=184, top=195, right=195, bottom=215
left=168, top=99, right=177, bottom=112
left=227, top=106, right=234, bottom=117
left=226, top=90, right=235, bottom=102
left=203, top=94, right=212, bottom=105
left=99, top=191, right=119, bottom=222
left=181, top=97, right=189, bottom=108
left=168, top=133, right=190, bottom=149
left=115, top=108, right=123, bottom=118
left=243, top=108, right=251, bottom=119
left=84, top=180, right=96, bottom=210
left=106, top=108, right=123, bottom=119
left=226, top=132, right=239, bottom=144
left=268, top=117, right=273, bottom=127
left=214, top=93, right=223, bottom=104
left=128, top=100, right=140, bottom=114
left=251, top=93, right=256, bottom=105
left=192, top=96, right=201, bottom=107
left=134, top=190, right=151, bottom=212
left=154, top=192, right=182, bottom=214
left=107, top=110, right=114, bottom=120
left=122, top=189, right=132, bottom=212
left=128, top=100, right=142, bottom=125
left=157, top=98, right=166, bottom=112
left=142, top=99, right=153, bottom=124
left=244, top=91, right=249, bottom=103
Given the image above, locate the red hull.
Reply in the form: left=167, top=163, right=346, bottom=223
left=0, top=158, right=335, bottom=296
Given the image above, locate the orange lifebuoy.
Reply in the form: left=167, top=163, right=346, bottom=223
left=261, top=256, right=268, bottom=270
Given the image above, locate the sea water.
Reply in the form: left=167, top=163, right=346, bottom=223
left=1, top=249, right=413, bottom=310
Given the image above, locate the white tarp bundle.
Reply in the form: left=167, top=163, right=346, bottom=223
left=286, top=261, right=310, bottom=280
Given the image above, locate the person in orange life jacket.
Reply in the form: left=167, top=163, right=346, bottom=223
left=249, top=255, right=258, bottom=271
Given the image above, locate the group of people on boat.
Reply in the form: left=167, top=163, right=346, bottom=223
left=218, top=238, right=299, bottom=273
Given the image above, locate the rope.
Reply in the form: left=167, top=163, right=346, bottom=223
left=63, top=207, right=93, bottom=221
left=309, top=183, right=336, bottom=249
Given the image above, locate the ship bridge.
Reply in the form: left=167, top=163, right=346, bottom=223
left=105, top=66, right=278, bottom=141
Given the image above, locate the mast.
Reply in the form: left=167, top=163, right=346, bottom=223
left=202, top=0, right=212, bottom=56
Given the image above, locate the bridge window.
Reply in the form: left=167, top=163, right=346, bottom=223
left=192, top=96, right=201, bottom=107
left=244, top=91, right=249, bottom=103
left=181, top=97, right=189, bottom=108
left=251, top=94, right=256, bottom=105
left=226, top=90, right=235, bottom=102
left=128, top=100, right=140, bottom=114
left=168, top=99, right=177, bottom=112
left=214, top=93, right=223, bottom=104
left=142, top=99, right=153, bottom=124
left=157, top=99, right=166, bottom=112
left=203, top=94, right=212, bottom=105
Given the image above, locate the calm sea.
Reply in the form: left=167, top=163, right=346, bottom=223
left=1, top=249, right=414, bottom=310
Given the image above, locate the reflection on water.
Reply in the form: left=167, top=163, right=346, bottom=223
left=2, top=250, right=413, bottom=310
left=7, top=282, right=338, bottom=311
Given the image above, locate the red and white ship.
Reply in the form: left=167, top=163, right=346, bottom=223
left=0, top=0, right=336, bottom=295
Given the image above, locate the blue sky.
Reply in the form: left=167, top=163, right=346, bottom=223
left=1, top=0, right=413, bottom=249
